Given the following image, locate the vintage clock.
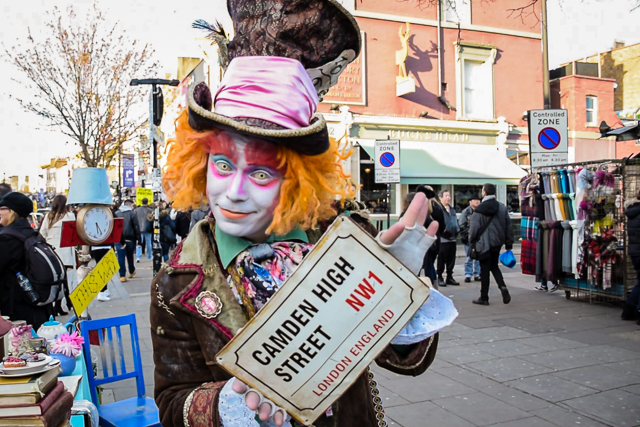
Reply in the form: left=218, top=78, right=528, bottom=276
left=76, top=204, right=114, bottom=245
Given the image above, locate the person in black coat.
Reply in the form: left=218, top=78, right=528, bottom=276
left=0, top=192, right=54, bottom=329
left=623, top=193, right=640, bottom=323
left=416, top=185, right=445, bottom=284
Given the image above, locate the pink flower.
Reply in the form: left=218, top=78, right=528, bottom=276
left=50, top=331, right=84, bottom=358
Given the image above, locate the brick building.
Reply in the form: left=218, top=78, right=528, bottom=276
left=316, top=0, right=543, bottom=218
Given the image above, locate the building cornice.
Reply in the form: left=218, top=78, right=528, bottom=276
left=352, top=10, right=542, bottom=40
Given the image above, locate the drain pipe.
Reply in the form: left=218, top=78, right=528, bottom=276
left=437, top=0, right=455, bottom=112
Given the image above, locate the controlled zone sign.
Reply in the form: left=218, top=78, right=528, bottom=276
left=528, top=109, right=568, bottom=167
left=216, top=216, right=430, bottom=425
left=374, top=139, right=401, bottom=183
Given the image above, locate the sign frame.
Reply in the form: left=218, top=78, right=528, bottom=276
left=528, top=109, right=568, bottom=168
left=216, top=216, right=430, bottom=425
left=374, top=139, right=401, bottom=184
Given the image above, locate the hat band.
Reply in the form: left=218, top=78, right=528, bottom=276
left=214, top=57, right=319, bottom=130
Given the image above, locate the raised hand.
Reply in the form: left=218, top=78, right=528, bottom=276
left=232, top=378, right=286, bottom=426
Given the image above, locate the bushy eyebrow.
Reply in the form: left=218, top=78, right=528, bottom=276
left=209, top=132, right=239, bottom=162
left=244, top=139, right=284, bottom=172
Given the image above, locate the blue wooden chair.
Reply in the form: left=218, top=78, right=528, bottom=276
left=80, top=314, right=160, bottom=427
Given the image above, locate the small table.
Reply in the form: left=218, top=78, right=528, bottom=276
left=60, top=353, right=92, bottom=427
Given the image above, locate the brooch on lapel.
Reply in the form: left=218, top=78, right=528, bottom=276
left=195, top=291, right=223, bottom=319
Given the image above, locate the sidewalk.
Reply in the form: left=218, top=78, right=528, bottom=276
left=72, top=256, right=640, bottom=427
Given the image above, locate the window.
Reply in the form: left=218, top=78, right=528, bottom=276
left=454, top=185, right=483, bottom=213
left=455, top=43, right=497, bottom=120
left=444, top=0, right=471, bottom=25
left=586, top=95, right=597, bottom=126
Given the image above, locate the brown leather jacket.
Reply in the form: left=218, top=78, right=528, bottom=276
left=150, top=216, right=439, bottom=427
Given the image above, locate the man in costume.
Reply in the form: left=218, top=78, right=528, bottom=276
left=151, top=1, right=457, bottom=426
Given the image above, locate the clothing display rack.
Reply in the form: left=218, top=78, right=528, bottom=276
left=519, top=158, right=635, bottom=303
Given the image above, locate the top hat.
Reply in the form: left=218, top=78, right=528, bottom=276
left=189, top=0, right=361, bottom=156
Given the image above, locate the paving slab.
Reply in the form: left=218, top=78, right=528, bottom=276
left=621, top=384, right=640, bottom=396
left=552, top=365, right=640, bottom=391
left=484, top=417, right=559, bottom=427
left=519, top=349, right=600, bottom=371
left=474, top=340, right=544, bottom=357
left=528, top=406, right=610, bottom=427
left=514, top=336, right=589, bottom=352
left=383, top=371, right=476, bottom=402
left=465, top=357, right=555, bottom=382
left=505, top=374, right=598, bottom=402
left=603, top=360, right=640, bottom=377
left=563, top=389, right=640, bottom=427
left=432, top=391, right=531, bottom=426
left=385, top=401, right=477, bottom=427
left=436, top=344, right=499, bottom=365
left=377, top=384, right=410, bottom=408
left=493, top=317, right=564, bottom=334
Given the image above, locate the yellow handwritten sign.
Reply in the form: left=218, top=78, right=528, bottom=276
left=70, top=249, right=119, bottom=315
left=136, top=188, right=153, bottom=206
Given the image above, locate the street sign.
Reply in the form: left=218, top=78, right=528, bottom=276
left=69, top=249, right=119, bottom=315
left=216, top=216, right=429, bottom=425
left=374, top=140, right=401, bottom=183
left=136, top=188, right=153, bottom=206
left=528, top=109, right=568, bottom=168
left=123, top=154, right=135, bottom=188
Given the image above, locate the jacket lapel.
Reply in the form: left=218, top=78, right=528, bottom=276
left=166, top=220, right=248, bottom=340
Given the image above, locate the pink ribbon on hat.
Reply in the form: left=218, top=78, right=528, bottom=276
left=214, top=56, right=319, bottom=130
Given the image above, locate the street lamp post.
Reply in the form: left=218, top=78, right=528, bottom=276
left=130, top=78, right=179, bottom=276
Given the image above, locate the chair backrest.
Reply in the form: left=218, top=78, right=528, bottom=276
left=80, top=314, right=146, bottom=406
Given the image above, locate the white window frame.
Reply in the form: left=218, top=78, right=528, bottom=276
left=442, top=0, right=471, bottom=25
left=454, top=42, right=497, bottom=121
left=586, top=95, right=598, bottom=126
left=334, top=0, right=355, bottom=12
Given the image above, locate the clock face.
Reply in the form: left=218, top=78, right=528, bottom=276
left=82, top=206, right=113, bottom=243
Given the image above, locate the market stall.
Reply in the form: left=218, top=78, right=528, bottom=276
left=519, top=158, right=638, bottom=303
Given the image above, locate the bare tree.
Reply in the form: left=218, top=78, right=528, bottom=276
left=4, top=5, right=157, bottom=168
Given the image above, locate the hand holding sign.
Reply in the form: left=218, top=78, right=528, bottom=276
left=232, top=378, right=287, bottom=426
left=376, top=192, right=438, bottom=275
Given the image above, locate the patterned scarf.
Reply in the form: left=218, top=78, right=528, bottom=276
left=226, top=241, right=314, bottom=319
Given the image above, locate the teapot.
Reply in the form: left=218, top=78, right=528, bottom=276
left=36, top=316, right=73, bottom=342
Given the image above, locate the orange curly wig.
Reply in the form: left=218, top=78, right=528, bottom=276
left=163, top=110, right=354, bottom=236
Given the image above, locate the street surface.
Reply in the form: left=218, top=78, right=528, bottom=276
left=65, top=248, right=640, bottom=427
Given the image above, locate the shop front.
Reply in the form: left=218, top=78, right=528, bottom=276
left=326, top=110, right=527, bottom=227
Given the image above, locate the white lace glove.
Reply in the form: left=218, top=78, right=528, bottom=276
left=376, top=224, right=436, bottom=275
left=218, top=378, right=291, bottom=427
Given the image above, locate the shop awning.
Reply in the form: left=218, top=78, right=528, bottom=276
left=356, top=140, right=526, bottom=185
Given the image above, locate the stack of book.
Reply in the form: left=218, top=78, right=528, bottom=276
left=0, top=368, right=73, bottom=427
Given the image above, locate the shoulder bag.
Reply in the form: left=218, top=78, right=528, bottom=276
left=469, top=214, right=495, bottom=260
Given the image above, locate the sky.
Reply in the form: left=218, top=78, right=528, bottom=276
left=0, top=0, right=638, bottom=182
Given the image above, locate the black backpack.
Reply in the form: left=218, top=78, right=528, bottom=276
left=1, top=228, right=66, bottom=306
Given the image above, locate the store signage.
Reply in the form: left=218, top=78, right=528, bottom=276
left=321, top=32, right=366, bottom=106
left=374, top=140, right=401, bottom=183
left=216, top=216, right=429, bottom=425
left=528, top=109, right=568, bottom=168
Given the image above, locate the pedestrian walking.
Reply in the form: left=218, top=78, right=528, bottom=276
left=469, top=183, right=514, bottom=305
left=0, top=192, right=54, bottom=329
left=415, top=186, right=445, bottom=284
left=622, top=191, right=640, bottom=323
left=38, top=195, right=76, bottom=316
left=437, top=189, right=460, bottom=287
left=459, top=195, right=481, bottom=283
left=135, top=197, right=152, bottom=262
left=189, top=206, right=209, bottom=232
left=115, top=199, right=140, bottom=282
left=159, top=202, right=176, bottom=262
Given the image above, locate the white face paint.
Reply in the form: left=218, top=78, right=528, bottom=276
left=206, top=132, right=284, bottom=242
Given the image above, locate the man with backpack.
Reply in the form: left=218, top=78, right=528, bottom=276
left=115, top=199, right=141, bottom=282
left=0, top=192, right=65, bottom=329
left=469, top=183, right=514, bottom=306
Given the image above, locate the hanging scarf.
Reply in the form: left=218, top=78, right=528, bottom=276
left=226, top=241, right=314, bottom=319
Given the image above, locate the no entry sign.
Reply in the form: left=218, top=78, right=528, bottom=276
left=528, top=109, right=568, bottom=168
left=374, top=140, right=401, bottom=183
left=216, top=216, right=429, bottom=425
